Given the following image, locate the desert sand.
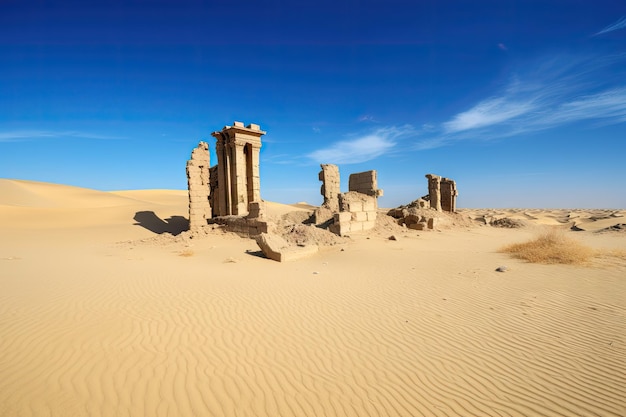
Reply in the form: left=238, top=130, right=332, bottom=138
left=1, top=179, right=625, bottom=417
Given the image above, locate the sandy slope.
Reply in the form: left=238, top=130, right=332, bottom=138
left=1, top=180, right=625, bottom=417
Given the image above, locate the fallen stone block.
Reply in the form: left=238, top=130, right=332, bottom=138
left=255, top=233, right=318, bottom=262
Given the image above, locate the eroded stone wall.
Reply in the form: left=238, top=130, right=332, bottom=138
left=425, top=174, right=442, bottom=212
left=329, top=191, right=378, bottom=236
left=440, top=178, right=458, bottom=213
left=319, top=164, right=340, bottom=211
left=186, top=142, right=211, bottom=230
left=348, top=170, right=383, bottom=197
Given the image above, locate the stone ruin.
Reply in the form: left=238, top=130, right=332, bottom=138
left=387, top=174, right=459, bottom=230
left=319, top=164, right=340, bottom=212
left=425, top=174, right=457, bottom=213
left=315, top=164, right=383, bottom=237
left=186, top=142, right=211, bottom=231
left=186, top=124, right=459, bottom=260
left=211, top=122, right=263, bottom=216
left=186, top=121, right=267, bottom=236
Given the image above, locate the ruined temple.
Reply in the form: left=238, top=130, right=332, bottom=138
left=186, top=121, right=266, bottom=233
left=425, top=174, right=457, bottom=213
left=211, top=122, right=264, bottom=216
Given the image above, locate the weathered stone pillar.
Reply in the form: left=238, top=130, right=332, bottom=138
left=232, top=142, right=247, bottom=215
left=440, top=178, right=458, bottom=212
left=426, top=174, right=442, bottom=211
left=319, top=164, right=340, bottom=211
left=186, top=142, right=211, bottom=230
left=214, top=135, right=229, bottom=216
left=250, top=144, right=262, bottom=202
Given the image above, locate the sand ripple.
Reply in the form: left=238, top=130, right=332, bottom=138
left=1, top=240, right=625, bottom=417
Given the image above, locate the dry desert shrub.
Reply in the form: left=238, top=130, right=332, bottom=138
left=596, top=248, right=626, bottom=262
left=500, top=228, right=594, bottom=265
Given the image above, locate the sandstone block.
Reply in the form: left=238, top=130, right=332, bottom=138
left=347, top=201, right=363, bottom=212
left=362, top=199, right=376, bottom=212
left=329, top=222, right=351, bottom=236
left=408, top=222, right=426, bottom=230
left=353, top=211, right=368, bottom=222
left=334, top=212, right=352, bottom=223
left=362, top=221, right=376, bottom=231
left=256, top=233, right=318, bottom=262
left=350, top=222, right=364, bottom=232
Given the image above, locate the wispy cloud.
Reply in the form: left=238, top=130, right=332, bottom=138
left=443, top=97, right=536, bottom=133
left=0, top=130, right=122, bottom=142
left=418, top=52, right=626, bottom=149
left=358, top=114, right=376, bottom=123
left=594, top=16, right=626, bottom=36
left=307, top=125, right=415, bottom=164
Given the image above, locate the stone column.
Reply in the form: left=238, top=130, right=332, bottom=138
left=319, top=164, right=340, bottom=211
left=250, top=144, right=262, bottom=203
left=426, top=174, right=442, bottom=211
left=214, top=135, right=229, bottom=217
left=232, top=142, right=248, bottom=215
left=186, top=142, right=211, bottom=231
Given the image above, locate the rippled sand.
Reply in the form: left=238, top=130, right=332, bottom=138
left=1, top=179, right=625, bottom=416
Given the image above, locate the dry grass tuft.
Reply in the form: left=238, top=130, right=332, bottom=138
left=596, top=248, right=626, bottom=261
left=500, top=228, right=594, bottom=265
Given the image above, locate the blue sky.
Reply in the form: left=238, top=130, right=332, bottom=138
left=1, top=0, right=625, bottom=208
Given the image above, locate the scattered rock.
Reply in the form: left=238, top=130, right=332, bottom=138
left=490, top=218, right=527, bottom=228
left=495, top=266, right=508, bottom=272
left=598, top=223, right=626, bottom=233
left=389, top=235, right=397, bottom=241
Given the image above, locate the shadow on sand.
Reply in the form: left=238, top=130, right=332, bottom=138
left=133, top=211, right=188, bottom=236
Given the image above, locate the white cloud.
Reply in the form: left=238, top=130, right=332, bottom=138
left=443, top=97, right=536, bottom=133
left=430, top=52, right=626, bottom=144
left=556, top=87, right=626, bottom=121
left=307, top=126, right=414, bottom=164
left=594, top=16, right=626, bottom=36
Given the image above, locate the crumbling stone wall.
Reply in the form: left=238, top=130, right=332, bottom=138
left=425, top=174, right=442, bottom=212
left=348, top=170, right=383, bottom=197
left=186, top=142, right=211, bottom=231
left=314, top=164, right=340, bottom=225
left=319, top=164, right=340, bottom=211
left=440, top=178, right=458, bottom=213
left=329, top=191, right=378, bottom=236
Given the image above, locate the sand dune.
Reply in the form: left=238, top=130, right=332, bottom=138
left=461, top=208, right=626, bottom=233
left=1, top=180, right=625, bottom=417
